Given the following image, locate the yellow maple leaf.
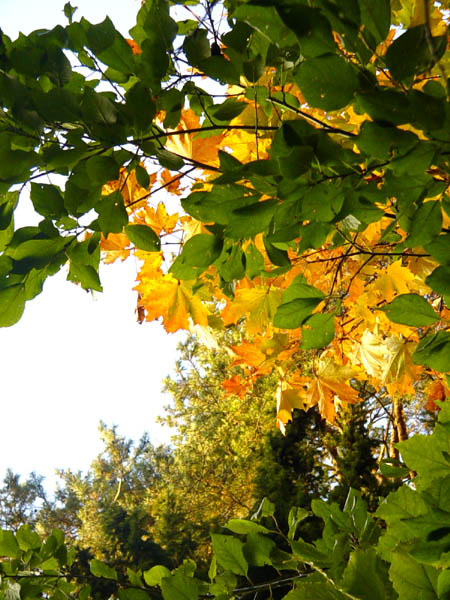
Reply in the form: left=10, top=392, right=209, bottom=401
left=302, top=355, right=360, bottom=422
left=134, top=202, right=179, bottom=235
left=136, top=274, right=209, bottom=333
left=100, top=233, right=131, bottom=264
left=165, top=109, right=225, bottom=167
left=276, top=384, right=305, bottom=434
left=371, top=259, right=415, bottom=303
left=221, top=285, right=282, bottom=334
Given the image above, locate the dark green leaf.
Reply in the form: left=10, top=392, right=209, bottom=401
left=171, top=234, right=222, bottom=270
left=124, top=224, right=160, bottom=252
left=226, top=199, right=277, bottom=239
left=210, top=99, right=246, bottom=122
left=407, top=201, right=443, bottom=247
left=97, top=191, right=128, bottom=236
left=413, top=331, right=450, bottom=372
left=126, top=83, right=156, bottom=131
left=386, top=26, right=447, bottom=82
left=274, top=298, right=323, bottom=329
left=68, top=263, right=103, bottom=292
left=155, top=149, right=184, bottom=171
left=426, top=266, right=450, bottom=300
left=379, top=294, right=439, bottom=327
left=0, top=191, right=19, bottom=230
left=30, top=183, right=66, bottom=219
left=183, top=29, right=210, bottom=66
left=294, top=54, right=358, bottom=111
left=86, top=156, right=119, bottom=186
left=301, top=312, right=335, bottom=349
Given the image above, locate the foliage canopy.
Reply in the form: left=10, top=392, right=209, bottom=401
left=1, top=0, right=450, bottom=428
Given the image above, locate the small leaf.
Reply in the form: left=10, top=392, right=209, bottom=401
left=90, top=558, right=118, bottom=580
left=301, top=313, right=335, bottom=349
left=413, top=331, right=450, bottom=372
left=143, top=565, right=171, bottom=587
left=379, top=294, right=439, bottom=327
left=224, top=519, right=270, bottom=535
left=125, top=224, right=160, bottom=252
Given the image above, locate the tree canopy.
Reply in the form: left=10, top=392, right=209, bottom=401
left=1, top=0, right=449, bottom=432
left=1, top=0, right=450, bottom=597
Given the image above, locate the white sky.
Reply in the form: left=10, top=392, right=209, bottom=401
left=0, top=0, right=183, bottom=490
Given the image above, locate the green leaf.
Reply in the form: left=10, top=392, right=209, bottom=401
left=291, top=539, right=330, bottom=567
left=124, top=224, right=160, bottom=252
left=68, top=263, right=103, bottom=292
left=294, top=54, right=358, bottom=111
left=86, top=156, right=120, bottom=186
left=390, top=551, right=439, bottom=599
left=301, top=312, right=335, bottom=349
left=90, top=558, right=118, bottom=580
left=211, top=534, right=248, bottom=576
left=226, top=199, right=277, bottom=239
left=379, top=294, right=439, bottom=327
left=210, top=99, right=246, bottom=122
left=160, top=573, right=199, bottom=600
left=0, top=284, right=26, bottom=327
left=183, top=29, right=211, bottom=66
left=30, top=183, right=66, bottom=219
left=437, top=569, right=450, bottom=599
left=386, top=26, right=447, bottom=82
left=155, top=149, right=184, bottom=171
left=126, top=83, right=156, bottom=131
left=413, top=331, right=450, bottom=373
left=143, top=565, right=171, bottom=587
left=0, top=191, right=19, bottom=230
left=243, top=532, right=275, bottom=567
left=224, top=519, right=270, bottom=535
left=0, top=530, right=20, bottom=557
left=274, top=278, right=324, bottom=328
left=172, top=234, right=222, bottom=270
left=426, top=267, right=450, bottom=301
left=358, top=0, right=390, bottom=47
left=288, top=507, right=309, bottom=540
left=119, top=590, right=149, bottom=600
left=276, top=4, right=335, bottom=58
left=16, top=525, right=41, bottom=551
left=379, top=458, right=410, bottom=479
left=97, top=191, right=128, bottom=236
left=342, top=547, right=391, bottom=600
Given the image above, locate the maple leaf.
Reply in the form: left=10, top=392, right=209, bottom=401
left=222, top=375, right=251, bottom=398
left=424, top=379, right=450, bottom=412
left=134, top=202, right=179, bottom=235
left=135, top=256, right=210, bottom=333
left=302, top=356, right=360, bottom=422
left=351, top=328, right=418, bottom=393
left=159, top=169, right=182, bottom=196
left=165, top=109, right=225, bottom=167
left=276, top=385, right=305, bottom=434
left=221, top=286, right=282, bottom=334
left=230, top=341, right=267, bottom=371
left=100, top=233, right=131, bottom=264
left=371, top=259, right=415, bottom=303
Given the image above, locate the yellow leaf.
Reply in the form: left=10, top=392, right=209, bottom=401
left=302, top=356, right=360, bottom=422
left=100, top=233, right=131, bottom=264
left=276, top=385, right=305, bottom=434
left=221, top=286, right=282, bottom=334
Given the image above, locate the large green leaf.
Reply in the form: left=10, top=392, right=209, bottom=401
left=413, top=331, right=450, bottom=373
left=385, top=26, right=447, bottom=82
left=211, top=534, right=248, bottom=576
left=379, top=294, right=439, bottom=327
left=90, top=558, right=118, bottom=580
left=294, top=54, right=358, bottom=111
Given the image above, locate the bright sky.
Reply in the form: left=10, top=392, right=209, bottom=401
left=0, top=0, right=182, bottom=490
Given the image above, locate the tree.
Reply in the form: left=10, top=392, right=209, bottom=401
left=1, top=0, right=448, bottom=435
